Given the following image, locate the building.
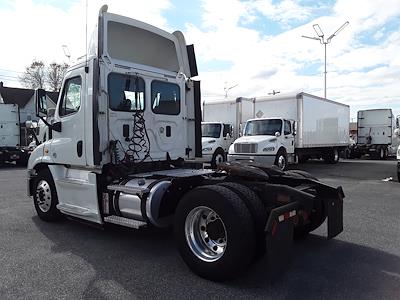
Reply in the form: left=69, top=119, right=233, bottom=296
left=0, top=82, right=58, bottom=123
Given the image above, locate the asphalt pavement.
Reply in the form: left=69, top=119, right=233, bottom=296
left=0, top=159, right=399, bottom=299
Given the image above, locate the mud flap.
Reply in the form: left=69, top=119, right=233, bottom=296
left=265, top=219, right=294, bottom=278
left=326, top=186, right=344, bottom=239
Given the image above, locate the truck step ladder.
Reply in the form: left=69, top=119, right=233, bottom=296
left=107, top=184, right=149, bottom=196
left=104, top=215, right=147, bottom=229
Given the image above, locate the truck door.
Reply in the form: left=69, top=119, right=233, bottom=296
left=221, top=123, right=233, bottom=152
left=282, top=119, right=295, bottom=154
left=50, top=68, right=86, bottom=166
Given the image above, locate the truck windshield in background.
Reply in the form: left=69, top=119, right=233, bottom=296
left=244, top=119, right=282, bottom=136
left=202, top=123, right=221, bottom=138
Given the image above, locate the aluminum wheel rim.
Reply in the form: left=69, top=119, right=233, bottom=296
left=334, top=149, right=339, bottom=161
left=380, top=148, right=384, bottom=158
left=184, top=206, right=227, bottom=262
left=36, top=180, right=52, bottom=212
left=278, top=155, right=286, bottom=170
left=215, top=153, right=225, bottom=165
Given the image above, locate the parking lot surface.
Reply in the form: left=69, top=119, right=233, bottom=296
left=0, top=159, right=399, bottom=299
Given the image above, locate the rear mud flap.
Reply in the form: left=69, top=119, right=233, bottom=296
left=265, top=219, right=294, bottom=279
left=326, top=187, right=344, bottom=239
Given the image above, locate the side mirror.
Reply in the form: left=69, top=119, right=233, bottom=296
left=292, top=121, right=297, bottom=135
left=275, top=131, right=281, bottom=137
left=35, top=89, right=47, bottom=118
left=25, top=120, right=34, bottom=129
left=394, top=128, right=400, bottom=138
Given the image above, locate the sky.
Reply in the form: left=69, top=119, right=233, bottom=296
left=0, top=0, right=399, bottom=120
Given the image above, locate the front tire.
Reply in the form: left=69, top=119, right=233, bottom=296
left=174, top=185, right=256, bottom=281
left=33, top=169, right=62, bottom=222
left=211, top=148, right=226, bottom=169
left=274, top=149, right=288, bottom=170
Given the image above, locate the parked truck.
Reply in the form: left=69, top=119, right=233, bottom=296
left=349, top=109, right=400, bottom=159
left=228, top=92, right=350, bottom=170
left=27, top=6, right=344, bottom=281
left=201, top=98, right=254, bottom=167
left=0, top=103, right=32, bottom=166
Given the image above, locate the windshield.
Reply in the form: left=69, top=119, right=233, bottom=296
left=244, top=119, right=282, bottom=136
left=202, top=124, right=221, bottom=138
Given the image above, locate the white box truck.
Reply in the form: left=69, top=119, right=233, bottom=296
left=0, top=103, right=31, bottom=166
left=349, top=109, right=400, bottom=159
left=201, top=97, right=254, bottom=167
left=228, top=92, right=350, bottom=170
left=27, top=6, right=344, bottom=281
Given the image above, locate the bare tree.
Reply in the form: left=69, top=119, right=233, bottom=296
left=46, top=62, right=69, bottom=92
left=19, top=60, right=46, bottom=89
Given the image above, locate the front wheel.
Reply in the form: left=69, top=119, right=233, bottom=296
left=33, top=169, right=62, bottom=222
left=274, top=149, right=288, bottom=170
left=174, top=185, right=256, bottom=281
left=211, top=148, right=226, bottom=169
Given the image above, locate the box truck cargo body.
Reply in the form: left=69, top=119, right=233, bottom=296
left=228, top=92, right=350, bottom=169
left=351, top=109, right=400, bottom=159
left=0, top=103, right=31, bottom=165
left=201, top=97, right=254, bottom=166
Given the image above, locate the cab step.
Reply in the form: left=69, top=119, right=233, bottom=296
left=107, top=184, right=149, bottom=196
left=104, top=215, right=147, bottom=229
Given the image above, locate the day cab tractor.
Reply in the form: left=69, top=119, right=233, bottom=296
left=27, top=5, right=344, bottom=281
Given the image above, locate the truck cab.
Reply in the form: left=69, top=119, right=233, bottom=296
left=201, top=122, right=233, bottom=167
left=228, top=117, right=295, bottom=170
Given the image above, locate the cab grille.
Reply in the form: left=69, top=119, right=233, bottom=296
left=234, top=143, right=258, bottom=153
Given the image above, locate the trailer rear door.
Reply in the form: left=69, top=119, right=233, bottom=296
left=357, top=109, right=393, bottom=145
left=0, top=104, right=19, bottom=147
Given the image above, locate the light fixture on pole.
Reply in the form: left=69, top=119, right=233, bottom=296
left=224, top=83, right=238, bottom=98
left=62, top=45, right=71, bottom=62
left=302, top=21, right=349, bottom=99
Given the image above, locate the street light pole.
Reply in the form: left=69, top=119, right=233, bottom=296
left=302, top=21, right=349, bottom=99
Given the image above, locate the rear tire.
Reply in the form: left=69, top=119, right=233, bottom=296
left=174, top=185, right=256, bottom=281
left=33, top=169, right=62, bottom=222
left=323, top=148, right=339, bottom=164
left=217, top=182, right=266, bottom=259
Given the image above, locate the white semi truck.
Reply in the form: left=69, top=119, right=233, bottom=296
left=0, top=103, right=32, bottom=166
left=228, top=92, right=350, bottom=170
left=27, top=6, right=344, bottom=281
left=201, top=98, right=254, bottom=167
left=349, top=109, right=400, bottom=159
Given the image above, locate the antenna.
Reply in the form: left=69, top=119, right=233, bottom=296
left=85, top=0, right=88, bottom=71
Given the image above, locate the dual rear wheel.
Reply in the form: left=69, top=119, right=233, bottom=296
left=174, top=183, right=265, bottom=281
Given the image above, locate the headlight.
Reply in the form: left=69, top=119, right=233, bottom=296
left=263, top=146, right=275, bottom=152
left=202, top=147, right=213, bottom=152
left=397, top=147, right=400, bottom=159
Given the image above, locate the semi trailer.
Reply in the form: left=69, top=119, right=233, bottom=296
left=201, top=98, right=254, bottom=167
left=349, top=109, right=400, bottom=159
left=228, top=92, right=350, bottom=170
left=27, top=6, right=344, bottom=281
left=0, top=103, right=32, bottom=166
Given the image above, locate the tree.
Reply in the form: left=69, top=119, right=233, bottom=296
left=19, top=60, right=46, bottom=89
left=46, top=62, right=69, bottom=92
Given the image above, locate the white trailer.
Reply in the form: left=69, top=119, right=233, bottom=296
left=350, top=109, right=400, bottom=159
left=0, top=103, right=31, bottom=165
left=27, top=6, right=344, bottom=281
left=228, top=92, right=350, bottom=170
left=201, top=98, right=254, bottom=166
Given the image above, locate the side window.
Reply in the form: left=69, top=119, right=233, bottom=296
left=108, top=73, right=145, bottom=111
left=223, top=124, right=231, bottom=137
left=151, top=81, right=180, bottom=115
left=284, top=120, right=291, bottom=135
left=59, top=77, right=82, bottom=116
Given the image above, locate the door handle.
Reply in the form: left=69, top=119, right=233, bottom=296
left=77, top=140, right=83, bottom=157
